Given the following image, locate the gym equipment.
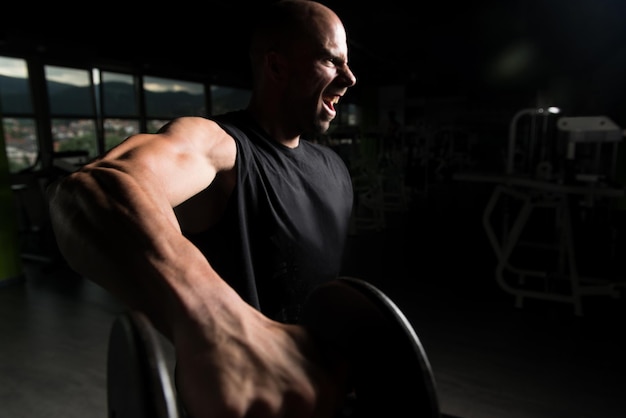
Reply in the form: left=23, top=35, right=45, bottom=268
left=455, top=114, right=624, bottom=316
left=107, top=310, right=180, bottom=418
left=107, top=276, right=441, bottom=418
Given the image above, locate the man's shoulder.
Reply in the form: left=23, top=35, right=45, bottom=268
left=208, top=110, right=255, bottom=141
left=157, top=115, right=226, bottom=138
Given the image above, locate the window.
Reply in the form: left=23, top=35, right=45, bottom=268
left=144, top=76, right=206, bottom=131
left=45, top=65, right=98, bottom=158
left=103, top=119, right=139, bottom=150
left=0, top=56, right=39, bottom=173
left=100, top=71, right=140, bottom=150
left=210, top=85, right=251, bottom=115
left=50, top=118, right=97, bottom=157
left=1, top=54, right=244, bottom=170
left=101, top=72, right=139, bottom=117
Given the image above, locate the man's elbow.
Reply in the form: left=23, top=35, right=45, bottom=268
left=45, top=171, right=96, bottom=244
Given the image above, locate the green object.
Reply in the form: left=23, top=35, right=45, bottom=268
left=0, top=117, right=24, bottom=284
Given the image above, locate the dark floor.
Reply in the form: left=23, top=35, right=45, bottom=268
left=1, top=182, right=625, bottom=418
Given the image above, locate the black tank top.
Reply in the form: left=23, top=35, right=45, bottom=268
left=187, top=110, right=353, bottom=323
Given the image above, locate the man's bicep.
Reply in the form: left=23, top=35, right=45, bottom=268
left=100, top=117, right=235, bottom=207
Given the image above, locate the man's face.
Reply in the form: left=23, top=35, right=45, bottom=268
left=282, top=21, right=357, bottom=136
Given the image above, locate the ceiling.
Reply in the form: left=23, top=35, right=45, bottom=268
left=2, top=0, right=626, bottom=118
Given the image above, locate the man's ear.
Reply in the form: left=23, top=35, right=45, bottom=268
left=265, top=51, right=287, bottom=82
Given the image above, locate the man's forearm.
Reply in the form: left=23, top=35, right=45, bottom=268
left=46, top=165, right=225, bottom=338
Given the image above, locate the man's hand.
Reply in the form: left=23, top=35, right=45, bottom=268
left=173, top=307, right=349, bottom=418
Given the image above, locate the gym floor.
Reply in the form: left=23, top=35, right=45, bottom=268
left=1, top=182, right=625, bottom=418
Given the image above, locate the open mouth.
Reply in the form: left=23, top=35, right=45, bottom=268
left=323, top=95, right=340, bottom=113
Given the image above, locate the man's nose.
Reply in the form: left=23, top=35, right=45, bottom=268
left=340, top=64, right=357, bottom=87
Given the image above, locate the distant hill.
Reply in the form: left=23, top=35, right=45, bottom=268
left=1, top=74, right=209, bottom=118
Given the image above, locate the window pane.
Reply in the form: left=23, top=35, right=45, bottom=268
left=2, top=117, right=38, bottom=173
left=101, top=72, right=139, bottom=117
left=45, top=66, right=95, bottom=116
left=144, top=76, right=206, bottom=118
left=51, top=118, right=98, bottom=158
left=104, top=118, right=139, bottom=150
left=210, top=85, right=251, bottom=115
left=0, top=56, right=33, bottom=114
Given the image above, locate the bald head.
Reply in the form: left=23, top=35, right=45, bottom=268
left=249, top=0, right=345, bottom=74
left=245, top=0, right=356, bottom=140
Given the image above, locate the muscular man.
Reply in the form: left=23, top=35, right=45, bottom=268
left=47, top=1, right=357, bottom=417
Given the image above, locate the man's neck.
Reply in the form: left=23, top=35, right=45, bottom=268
left=245, top=105, right=300, bottom=149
